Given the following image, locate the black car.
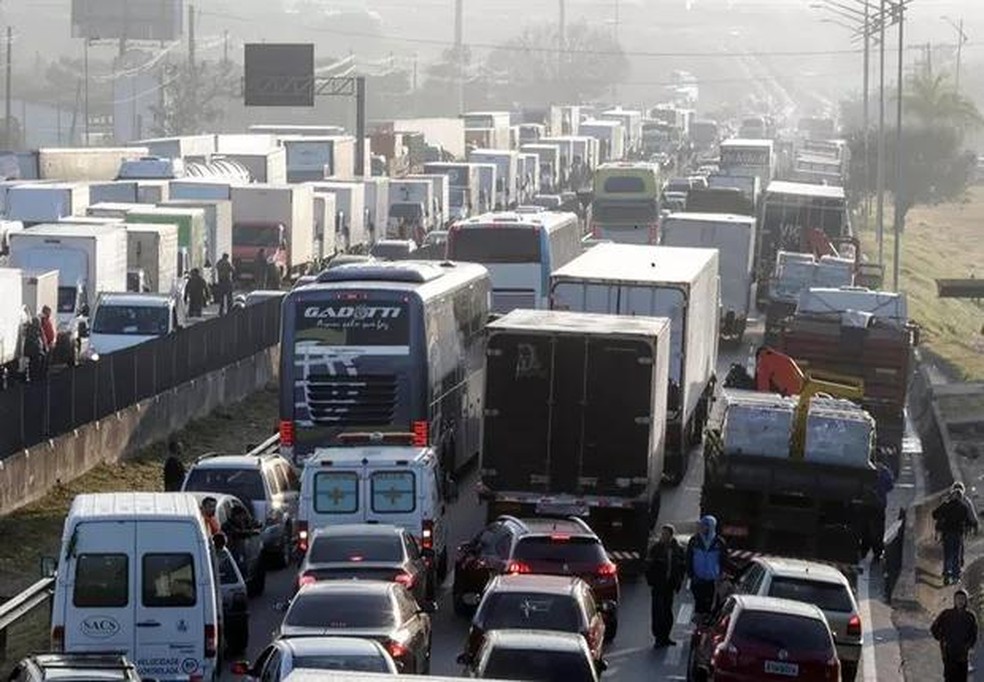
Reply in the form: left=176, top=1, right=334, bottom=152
left=7, top=654, right=142, bottom=682
left=296, top=524, right=433, bottom=606
left=465, top=629, right=603, bottom=681
left=279, top=580, right=434, bottom=674
left=189, top=492, right=266, bottom=596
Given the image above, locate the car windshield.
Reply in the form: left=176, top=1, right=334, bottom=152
left=484, top=648, right=594, bottom=682
left=768, top=578, right=854, bottom=612
left=292, top=654, right=391, bottom=673
left=309, top=535, right=403, bottom=564
left=183, top=468, right=266, bottom=501
left=512, top=537, right=607, bottom=564
left=234, top=224, right=280, bottom=247
left=91, top=304, right=169, bottom=336
left=482, top=593, right=582, bottom=632
left=285, top=592, right=395, bottom=629
left=733, top=611, right=833, bottom=653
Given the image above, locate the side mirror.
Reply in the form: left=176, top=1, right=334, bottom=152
left=40, top=556, right=57, bottom=578
left=456, top=653, right=472, bottom=666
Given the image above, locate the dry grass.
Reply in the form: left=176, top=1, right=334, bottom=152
left=0, top=386, right=279, bottom=598
left=857, top=185, right=984, bottom=380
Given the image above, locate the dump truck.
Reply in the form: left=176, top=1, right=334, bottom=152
left=479, top=309, right=670, bottom=568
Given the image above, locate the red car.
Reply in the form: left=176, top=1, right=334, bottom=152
left=459, top=574, right=609, bottom=669
left=688, top=594, right=841, bottom=682
left=452, top=516, right=619, bottom=638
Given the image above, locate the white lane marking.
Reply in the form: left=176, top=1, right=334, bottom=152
left=677, top=602, right=693, bottom=625
left=859, top=559, right=878, bottom=681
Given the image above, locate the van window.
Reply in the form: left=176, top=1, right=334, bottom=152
left=603, top=176, right=646, bottom=194
left=74, top=554, right=128, bottom=607
left=314, top=472, right=359, bottom=513
left=371, top=471, right=416, bottom=513
left=142, top=554, right=197, bottom=607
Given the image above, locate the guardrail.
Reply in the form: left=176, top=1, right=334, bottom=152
left=0, top=577, right=55, bottom=667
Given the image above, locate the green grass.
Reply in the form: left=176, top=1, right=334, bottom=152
left=0, top=386, right=279, bottom=597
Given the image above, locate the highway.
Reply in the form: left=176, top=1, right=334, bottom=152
left=221, top=318, right=919, bottom=681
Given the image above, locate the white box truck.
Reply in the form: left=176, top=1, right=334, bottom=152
left=423, top=163, right=481, bottom=221
left=125, top=223, right=179, bottom=294
left=471, top=164, right=497, bottom=214
left=130, top=135, right=216, bottom=159
left=89, top=181, right=139, bottom=204
left=38, top=147, right=148, bottom=182
left=283, top=135, right=356, bottom=183
left=216, top=148, right=287, bottom=184
left=7, top=183, right=90, bottom=224
left=578, top=120, right=626, bottom=162
left=550, top=243, right=720, bottom=482
left=169, top=179, right=234, bottom=201
left=159, top=199, right=233, bottom=271
left=309, top=182, right=367, bottom=254
left=660, top=212, right=756, bottom=343
left=230, top=184, right=314, bottom=281
left=467, top=149, right=518, bottom=209
left=21, top=269, right=59, bottom=316
left=312, top=192, right=337, bottom=263
left=8, top=223, right=127, bottom=364
left=0, top=267, right=24, bottom=379
left=406, top=174, right=449, bottom=230
left=388, top=179, right=435, bottom=241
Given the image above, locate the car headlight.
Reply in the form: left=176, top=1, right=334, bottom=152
left=81, top=348, right=99, bottom=362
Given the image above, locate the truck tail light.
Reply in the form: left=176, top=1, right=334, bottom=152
left=51, top=625, right=64, bottom=651
left=279, top=420, right=295, bottom=447
left=421, top=520, right=434, bottom=551
left=597, top=562, right=618, bottom=578
left=297, top=521, right=309, bottom=553
left=412, top=421, right=428, bottom=446
left=204, top=624, right=217, bottom=658
left=387, top=640, right=408, bottom=660
left=847, top=614, right=862, bottom=637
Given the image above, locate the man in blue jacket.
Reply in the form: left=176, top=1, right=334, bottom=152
left=686, top=515, right=729, bottom=616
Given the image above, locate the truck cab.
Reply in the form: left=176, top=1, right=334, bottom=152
left=232, top=222, right=288, bottom=283
left=82, top=292, right=184, bottom=361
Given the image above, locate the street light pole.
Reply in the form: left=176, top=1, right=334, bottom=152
left=876, top=0, right=886, bottom=266
left=892, top=1, right=905, bottom=292
left=862, top=0, right=870, bottom=228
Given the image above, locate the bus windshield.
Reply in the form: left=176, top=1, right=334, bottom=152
left=294, top=300, right=410, bottom=348
left=592, top=201, right=658, bottom=223
left=449, top=227, right=541, bottom=263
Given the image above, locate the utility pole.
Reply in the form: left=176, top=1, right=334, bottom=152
left=876, top=0, right=886, bottom=266
left=223, top=30, right=229, bottom=67
left=188, top=5, right=196, bottom=75
left=892, top=1, right=905, bottom=292
left=454, top=0, right=464, bottom=115
left=4, top=26, right=10, bottom=149
left=84, top=38, right=90, bottom=145
left=955, top=18, right=964, bottom=92
left=558, top=0, right=565, bottom=80
left=862, top=0, right=870, bottom=229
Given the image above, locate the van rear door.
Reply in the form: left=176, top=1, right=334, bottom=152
left=61, top=521, right=135, bottom=655
left=134, top=521, right=206, bottom=680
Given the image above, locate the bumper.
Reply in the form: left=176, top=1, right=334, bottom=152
left=836, top=641, right=862, bottom=664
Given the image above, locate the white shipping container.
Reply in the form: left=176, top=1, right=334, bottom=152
left=125, top=223, right=180, bottom=294
left=137, top=180, right=169, bottom=203
left=230, top=184, right=314, bottom=270
left=169, top=179, right=234, bottom=201
left=309, top=182, right=366, bottom=252
left=0, top=267, right=23, bottom=365
left=7, top=183, right=91, bottom=223
left=38, top=147, right=148, bottom=182
left=312, top=193, right=337, bottom=261
left=159, top=199, right=233, bottom=268
left=216, top=147, right=287, bottom=184
left=131, top=135, right=215, bottom=159
left=21, top=269, right=59, bottom=317
left=284, top=136, right=356, bottom=183
left=89, top=181, right=139, bottom=204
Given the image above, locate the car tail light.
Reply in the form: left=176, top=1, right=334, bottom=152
left=297, top=521, right=309, bottom=553
left=298, top=573, right=317, bottom=589
left=279, top=419, right=295, bottom=446
left=421, top=519, right=434, bottom=551
left=506, top=561, right=532, bottom=574
left=550, top=533, right=570, bottom=542
left=387, top=640, right=408, bottom=659
left=50, top=625, right=64, bottom=651
left=204, top=624, right=217, bottom=658
left=847, top=614, right=862, bottom=637
left=597, top=561, right=618, bottom=578
left=395, top=572, right=416, bottom=589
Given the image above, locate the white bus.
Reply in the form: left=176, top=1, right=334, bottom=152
left=447, top=211, right=582, bottom=313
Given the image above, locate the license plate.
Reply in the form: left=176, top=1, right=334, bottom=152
left=536, top=502, right=589, bottom=517
left=764, top=661, right=799, bottom=677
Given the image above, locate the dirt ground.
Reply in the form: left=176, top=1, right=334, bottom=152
left=0, top=386, right=279, bottom=598
left=861, top=185, right=984, bottom=379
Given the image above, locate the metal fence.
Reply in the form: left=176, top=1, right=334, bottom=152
left=0, top=298, right=281, bottom=460
left=0, top=578, right=54, bottom=670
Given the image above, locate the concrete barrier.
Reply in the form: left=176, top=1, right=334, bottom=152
left=0, top=345, right=280, bottom=517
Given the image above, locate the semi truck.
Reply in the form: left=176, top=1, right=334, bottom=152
left=763, top=252, right=855, bottom=344
left=8, top=223, right=127, bottom=365
left=159, top=199, right=234, bottom=274
left=125, top=223, right=180, bottom=294
left=229, top=184, right=315, bottom=282
left=423, top=163, right=481, bottom=221
left=125, top=207, right=208, bottom=278
left=388, top=179, right=436, bottom=241
left=7, top=183, right=90, bottom=224
left=718, top=139, right=775, bottom=192
left=550, top=244, right=720, bottom=482
left=310, top=182, right=367, bottom=254
left=479, top=309, right=670, bottom=567
left=469, top=149, right=519, bottom=209
left=462, top=111, right=511, bottom=150
left=660, top=213, right=756, bottom=342
left=282, top=135, right=356, bottom=183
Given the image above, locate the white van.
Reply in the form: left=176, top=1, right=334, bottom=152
left=298, top=442, right=449, bottom=581
left=50, top=493, right=222, bottom=682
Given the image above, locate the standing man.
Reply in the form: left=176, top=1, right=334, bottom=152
left=183, top=268, right=209, bottom=319
left=934, top=483, right=979, bottom=584
left=870, top=459, right=895, bottom=561
left=254, top=248, right=268, bottom=289
left=931, top=588, right=978, bottom=682
left=646, top=524, right=686, bottom=648
left=39, top=305, right=56, bottom=375
left=686, top=515, right=729, bottom=616
left=214, top=253, right=236, bottom=315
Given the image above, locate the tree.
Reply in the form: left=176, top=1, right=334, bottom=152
left=903, top=71, right=983, bottom=133
left=485, top=21, right=628, bottom=106
left=149, top=59, right=235, bottom=136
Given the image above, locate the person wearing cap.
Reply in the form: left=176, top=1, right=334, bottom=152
left=646, top=524, right=686, bottom=648
left=686, top=515, right=729, bottom=616
left=931, top=588, right=978, bottom=681
left=934, top=483, right=979, bottom=584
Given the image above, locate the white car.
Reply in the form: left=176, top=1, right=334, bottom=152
left=232, top=637, right=398, bottom=681
left=82, top=292, right=183, bottom=361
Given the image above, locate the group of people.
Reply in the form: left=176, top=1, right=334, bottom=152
left=20, top=304, right=56, bottom=381
left=183, top=253, right=237, bottom=318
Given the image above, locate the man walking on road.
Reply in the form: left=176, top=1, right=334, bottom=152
left=184, top=268, right=209, bottom=319
left=931, top=588, right=978, bottom=682
left=686, top=515, right=729, bottom=616
left=870, top=460, right=895, bottom=561
left=214, top=253, right=235, bottom=315
left=646, top=524, right=686, bottom=648
left=934, top=483, right=979, bottom=584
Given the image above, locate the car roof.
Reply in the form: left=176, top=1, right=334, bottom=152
left=189, top=453, right=278, bottom=469
left=311, top=523, right=405, bottom=538
left=96, top=292, right=173, bottom=307
left=484, top=629, right=590, bottom=652
left=490, top=574, right=585, bottom=594
left=755, top=557, right=850, bottom=585
left=25, top=653, right=136, bottom=681
left=280, top=636, right=388, bottom=657
left=296, top=580, right=396, bottom=596
left=511, top=517, right=597, bottom=538
left=734, top=594, right=827, bottom=620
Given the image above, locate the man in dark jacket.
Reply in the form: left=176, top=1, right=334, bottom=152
left=931, top=588, right=978, bottom=682
left=183, top=268, right=209, bottom=318
left=646, top=524, right=686, bottom=648
left=214, top=253, right=236, bottom=315
left=686, top=515, right=729, bottom=616
left=934, top=483, right=979, bottom=584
